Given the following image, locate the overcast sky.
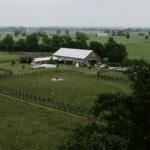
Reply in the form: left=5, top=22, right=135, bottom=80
left=0, top=0, right=150, bottom=27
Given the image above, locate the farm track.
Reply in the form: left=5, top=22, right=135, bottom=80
left=0, top=92, right=106, bottom=125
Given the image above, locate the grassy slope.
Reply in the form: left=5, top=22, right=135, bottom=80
left=0, top=94, right=86, bottom=150
left=0, top=73, right=131, bottom=109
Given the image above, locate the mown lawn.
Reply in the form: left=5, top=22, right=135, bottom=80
left=0, top=73, right=131, bottom=109
left=0, top=94, right=86, bottom=150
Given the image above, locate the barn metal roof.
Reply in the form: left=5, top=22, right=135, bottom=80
left=20, top=53, right=40, bottom=59
left=53, top=48, right=93, bottom=59
left=34, top=57, right=51, bottom=62
left=34, top=56, right=58, bottom=62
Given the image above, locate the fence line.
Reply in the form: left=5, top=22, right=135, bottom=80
left=0, top=85, right=101, bottom=122
left=0, top=69, right=131, bottom=83
left=0, top=59, right=19, bottom=64
left=0, top=68, right=13, bottom=78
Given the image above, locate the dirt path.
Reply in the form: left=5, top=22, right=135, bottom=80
left=0, top=93, right=106, bottom=125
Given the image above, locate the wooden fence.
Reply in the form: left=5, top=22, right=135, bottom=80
left=0, top=68, right=13, bottom=78
left=0, top=69, right=131, bottom=83
left=0, top=85, right=101, bottom=122
left=0, top=59, right=19, bottom=64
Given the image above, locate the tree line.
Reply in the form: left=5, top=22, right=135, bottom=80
left=0, top=32, right=127, bottom=63
left=59, top=59, right=150, bottom=150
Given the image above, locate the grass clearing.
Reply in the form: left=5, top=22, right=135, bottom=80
left=0, top=72, right=131, bottom=109
left=0, top=94, right=87, bottom=150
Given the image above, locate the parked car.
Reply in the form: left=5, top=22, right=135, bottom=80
left=115, top=67, right=123, bottom=72
left=100, top=64, right=109, bottom=69
left=115, top=67, right=129, bottom=72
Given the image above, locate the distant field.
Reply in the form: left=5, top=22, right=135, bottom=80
left=88, top=36, right=150, bottom=63
left=0, top=72, right=131, bottom=109
left=0, top=94, right=86, bottom=150
left=0, top=52, right=21, bottom=62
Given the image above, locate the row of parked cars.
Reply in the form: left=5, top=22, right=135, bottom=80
left=100, top=64, right=129, bottom=72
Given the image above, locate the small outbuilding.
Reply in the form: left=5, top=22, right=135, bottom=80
left=20, top=53, right=41, bottom=63
left=95, top=33, right=109, bottom=37
left=53, top=48, right=100, bottom=66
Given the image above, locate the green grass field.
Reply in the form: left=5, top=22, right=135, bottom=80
left=0, top=72, right=131, bottom=109
left=88, top=36, right=150, bottom=63
left=0, top=94, right=87, bottom=150
left=0, top=52, right=21, bottom=62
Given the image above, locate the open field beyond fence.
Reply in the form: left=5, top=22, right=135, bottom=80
left=0, top=71, right=131, bottom=109
left=0, top=94, right=87, bottom=150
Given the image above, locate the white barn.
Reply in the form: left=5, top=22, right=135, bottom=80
left=53, top=48, right=100, bottom=66
left=95, top=33, right=109, bottom=37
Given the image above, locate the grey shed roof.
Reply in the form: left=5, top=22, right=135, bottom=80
left=53, top=48, right=93, bottom=59
left=20, top=53, right=40, bottom=59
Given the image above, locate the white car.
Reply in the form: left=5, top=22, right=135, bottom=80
left=100, top=64, right=108, bottom=69
left=115, top=67, right=123, bottom=72
left=115, top=67, right=129, bottom=72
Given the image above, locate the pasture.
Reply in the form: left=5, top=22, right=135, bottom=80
left=0, top=94, right=86, bottom=150
left=0, top=72, right=131, bottom=109
left=0, top=34, right=149, bottom=149
left=0, top=52, right=20, bottom=62
left=88, top=36, right=150, bottom=63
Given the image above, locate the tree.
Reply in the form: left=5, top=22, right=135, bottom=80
left=111, top=31, right=116, bottom=36
left=63, top=35, right=77, bottom=48
left=126, top=32, right=130, bottom=39
left=51, top=35, right=65, bottom=51
left=117, top=30, right=126, bottom=36
left=93, top=59, right=150, bottom=150
left=1, top=34, right=14, bottom=52
left=104, top=38, right=127, bottom=63
left=148, top=31, right=150, bottom=36
left=65, top=30, right=69, bottom=36
left=14, top=30, right=21, bottom=37
left=104, top=29, right=110, bottom=35
left=58, top=123, right=128, bottom=150
left=138, top=33, right=145, bottom=36
left=75, top=32, right=89, bottom=49
left=145, top=36, right=149, bottom=39
left=26, top=33, right=39, bottom=51
left=21, top=32, right=26, bottom=37
left=89, top=41, right=105, bottom=63
left=56, top=30, right=61, bottom=35
left=14, top=39, right=26, bottom=51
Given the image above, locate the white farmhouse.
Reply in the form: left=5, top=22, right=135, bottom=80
left=53, top=48, right=100, bottom=66
left=95, top=33, right=109, bottom=37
